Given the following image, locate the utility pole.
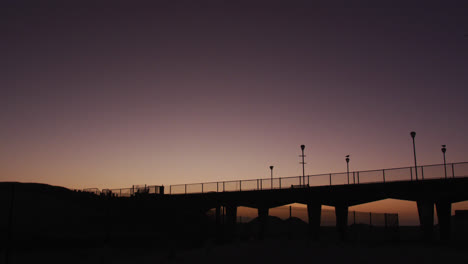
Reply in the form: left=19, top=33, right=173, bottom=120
left=410, top=131, right=418, bottom=180
left=300, top=145, right=306, bottom=186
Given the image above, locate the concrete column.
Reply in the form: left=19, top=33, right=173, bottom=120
left=215, top=206, right=221, bottom=225
left=307, top=202, right=322, bottom=239
left=226, top=205, right=237, bottom=240
left=215, top=206, right=222, bottom=241
left=435, top=201, right=452, bottom=240
left=417, top=200, right=434, bottom=241
left=335, top=205, right=348, bottom=240
left=258, top=207, right=269, bottom=240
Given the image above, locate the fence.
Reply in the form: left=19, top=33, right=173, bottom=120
left=209, top=206, right=399, bottom=228
left=272, top=206, right=398, bottom=227
left=83, top=185, right=163, bottom=197
left=82, top=188, right=101, bottom=195
left=168, top=162, right=468, bottom=194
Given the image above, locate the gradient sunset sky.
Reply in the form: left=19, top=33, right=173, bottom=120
left=2, top=0, right=468, bottom=213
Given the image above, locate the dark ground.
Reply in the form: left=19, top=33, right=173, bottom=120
left=3, top=236, right=468, bottom=264
left=2, top=183, right=468, bottom=264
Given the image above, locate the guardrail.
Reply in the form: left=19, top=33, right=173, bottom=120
left=168, top=162, right=468, bottom=195
left=80, top=162, right=468, bottom=196
left=81, top=185, right=164, bottom=197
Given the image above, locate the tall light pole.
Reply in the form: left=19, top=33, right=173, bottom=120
left=441, top=145, right=447, bottom=179
left=270, top=166, right=274, bottom=189
left=410, top=131, right=418, bottom=180
left=346, top=155, right=350, bottom=184
left=300, top=145, right=306, bottom=186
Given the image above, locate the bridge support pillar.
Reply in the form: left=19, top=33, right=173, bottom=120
left=258, top=207, right=269, bottom=240
left=307, top=202, right=321, bottom=239
left=215, top=206, right=222, bottom=242
left=435, top=201, right=452, bottom=240
left=417, top=200, right=434, bottom=241
left=335, top=205, right=348, bottom=240
left=226, top=205, right=237, bottom=240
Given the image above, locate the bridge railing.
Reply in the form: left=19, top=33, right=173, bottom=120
left=81, top=162, right=468, bottom=196
left=168, top=162, right=468, bottom=195
left=96, top=185, right=163, bottom=197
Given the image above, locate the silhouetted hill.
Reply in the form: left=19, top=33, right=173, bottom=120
left=1, top=182, right=107, bottom=246
left=0, top=182, right=213, bottom=249
left=241, top=216, right=308, bottom=238
left=0, top=182, right=71, bottom=192
left=284, top=216, right=307, bottom=226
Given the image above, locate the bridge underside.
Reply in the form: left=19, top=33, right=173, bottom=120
left=164, top=177, right=468, bottom=241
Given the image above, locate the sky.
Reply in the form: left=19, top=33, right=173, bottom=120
left=2, top=1, right=468, bottom=223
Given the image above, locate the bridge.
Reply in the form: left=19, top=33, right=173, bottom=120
left=90, top=162, right=468, bottom=240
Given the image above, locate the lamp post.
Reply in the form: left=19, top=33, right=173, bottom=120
left=410, top=131, right=418, bottom=180
left=441, top=145, right=447, bottom=179
left=346, top=155, right=350, bottom=184
left=300, top=145, right=306, bottom=186
left=270, top=166, right=274, bottom=189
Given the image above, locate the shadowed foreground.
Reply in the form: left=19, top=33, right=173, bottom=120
left=2, top=182, right=468, bottom=263
left=4, top=239, right=468, bottom=264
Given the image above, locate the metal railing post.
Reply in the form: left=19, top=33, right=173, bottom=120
left=257, top=179, right=259, bottom=190
left=202, top=183, right=204, bottom=193
left=223, top=181, right=225, bottom=192
left=217, top=182, right=219, bottom=192
left=279, top=178, right=282, bottom=189
left=185, top=184, right=187, bottom=194
left=383, top=169, right=386, bottom=183
left=357, top=172, right=360, bottom=184
left=239, top=180, right=242, bottom=192
left=329, top=173, right=332, bottom=186
left=452, top=163, right=455, bottom=178
left=410, top=167, right=413, bottom=181
left=353, top=171, right=355, bottom=184
left=421, top=166, right=424, bottom=180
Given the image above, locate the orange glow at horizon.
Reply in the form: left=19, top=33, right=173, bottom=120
left=233, top=200, right=468, bottom=226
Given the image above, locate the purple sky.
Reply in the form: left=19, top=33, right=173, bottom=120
left=2, top=1, right=468, bottom=200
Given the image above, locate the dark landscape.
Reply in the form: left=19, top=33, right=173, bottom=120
left=2, top=182, right=468, bottom=264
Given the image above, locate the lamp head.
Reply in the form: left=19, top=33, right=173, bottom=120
left=300, top=144, right=305, bottom=150
left=410, top=131, right=416, bottom=138
left=270, top=166, right=274, bottom=170
left=441, top=145, right=446, bottom=153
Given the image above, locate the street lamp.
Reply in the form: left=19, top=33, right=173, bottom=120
left=346, top=155, right=350, bottom=184
left=300, top=145, right=306, bottom=186
left=410, top=131, right=418, bottom=180
left=441, top=145, right=447, bottom=179
left=270, top=166, right=274, bottom=189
